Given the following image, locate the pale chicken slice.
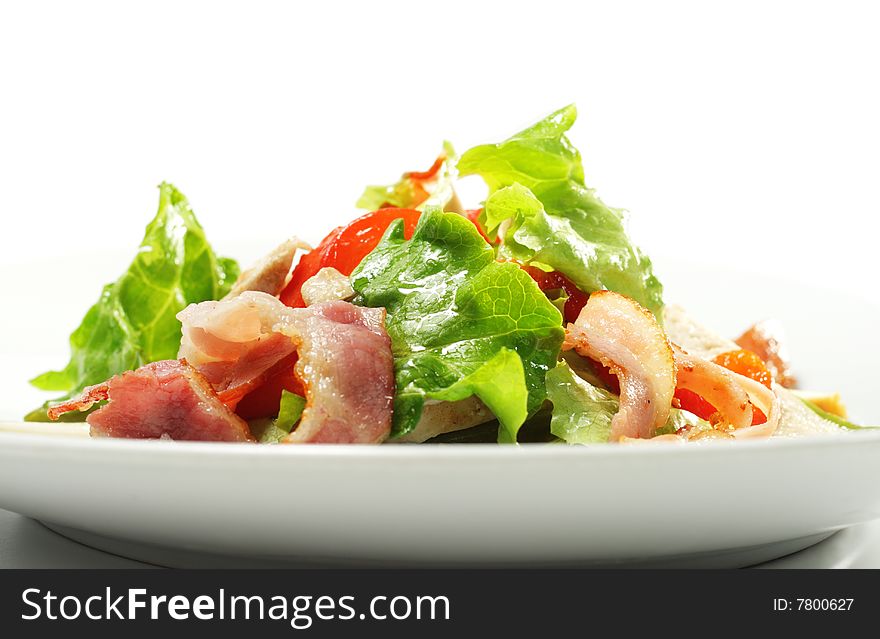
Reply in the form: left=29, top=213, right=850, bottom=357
left=223, top=237, right=311, bottom=300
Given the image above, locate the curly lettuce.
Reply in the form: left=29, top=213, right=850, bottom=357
left=27, top=183, right=239, bottom=420
left=351, top=208, right=564, bottom=443
left=458, top=105, right=664, bottom=318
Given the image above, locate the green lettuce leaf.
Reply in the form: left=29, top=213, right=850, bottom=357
left=249, top=390, right=307, bottom=443
left=458, top=105, right=664, bottom=317
left=27, top=183, right=239, bottom=419
left=275, top=390, right=307, bottom=432
left=356, top=142, right=458, bottom=211
left=546, top=362, right=705, bottom=444
left=351, top=208, right=565, bottom=443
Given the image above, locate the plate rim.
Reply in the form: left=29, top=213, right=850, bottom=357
left=0, top=426, right=877, bottom=463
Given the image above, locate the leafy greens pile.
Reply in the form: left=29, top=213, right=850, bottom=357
left=459, top=104, right=664, bottom=318
left=352, top=209, right=564, bottom=443
left=27, top=183, right=239, bottom=420
left=29, top=106, right=681, bottom=444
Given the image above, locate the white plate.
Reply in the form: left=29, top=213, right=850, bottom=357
left=0, top=259, right=877, bottom=567
left=0, top=427, right=879, bottom=567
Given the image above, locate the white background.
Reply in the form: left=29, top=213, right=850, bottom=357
left=1, top=1, right=878, bottom=417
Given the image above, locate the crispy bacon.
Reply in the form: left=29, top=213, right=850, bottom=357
left=46, top=384, right=109, bottom=421
left=273, top=301, right=394, bottom=444
left=179, top=292, right=394, bottom=444
left=628, top=348, right=782, bottom=443
left=561, top=293, right=782, bottom=444
left=672, top=344, right=754, bottom=430
left=48, top=360, right=254, bottom=442
left=177, top=292, right=298, bottom=395
left=563, top=291, right=676, bottom=441
left=727, top=374, right=780, bottom=439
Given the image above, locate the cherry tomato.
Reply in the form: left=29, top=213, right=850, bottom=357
left=233, top=353, right=305, bottom=421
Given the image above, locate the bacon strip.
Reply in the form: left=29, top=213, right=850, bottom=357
left=563, top=291, right=676, bottom=441
left=727, top=374, right=780, bottom=439
left=626, top=349, right=781, bottom=443
left=273, top=301, right=394, bottom=444
left=178, top=292, right=395, bottom=444
left=46, top=384, right=109, bottom=421
left=48, top=360, right=254, bottom=442
left=672, top=344, right=754, bottom=430
left=177, top=292, right=298, bottom=395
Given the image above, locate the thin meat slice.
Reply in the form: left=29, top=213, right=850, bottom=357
left=177, top=292, right=298, bottom=395
left=563, top=291, right=676, bottom=441
left=621, top=356, right=782, bottom=443
left=273, top=301, right=394, bottom=444
left=179, top=291, right=395, bottom=443
left=223, top=237, right=311, bottom=299
left=727, top=374, right=781, bottom=439
left=46, top=384, right=109, bottom=421
left=48, top=360, right=254, bottom=442
left=672, top=344, right=754, bottom=430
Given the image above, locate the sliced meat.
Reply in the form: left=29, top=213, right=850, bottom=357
left=727, top=374, right=780, bottom=439
left=672, top=344, right=754, bottom=430
left=46, top=384, right=109, bottom=421
left=563, top=290, right=676, bottom=441
left=48, top=360, right=254, bottom=442
left=223, top=237, right=311, bottom=299
left=735, top=319, right=797, bottom=388
left=177, top=292, right=298, bottom=395
left=179, top=292, right=395, bottom=444
left=273, top=301, right=394, bottom=444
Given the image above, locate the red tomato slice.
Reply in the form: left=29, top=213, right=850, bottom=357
left=233, top=353, right=305, bottom=421
left=520, top=265, right=589, bottom=325
left=279, top=207, right=422, bottom=308
left=466, top=208, right=502, bottom=245
left=405, top=154, right=445, bottom=181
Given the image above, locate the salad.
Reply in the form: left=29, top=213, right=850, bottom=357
left=31, top=106, right=868, bottom=444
